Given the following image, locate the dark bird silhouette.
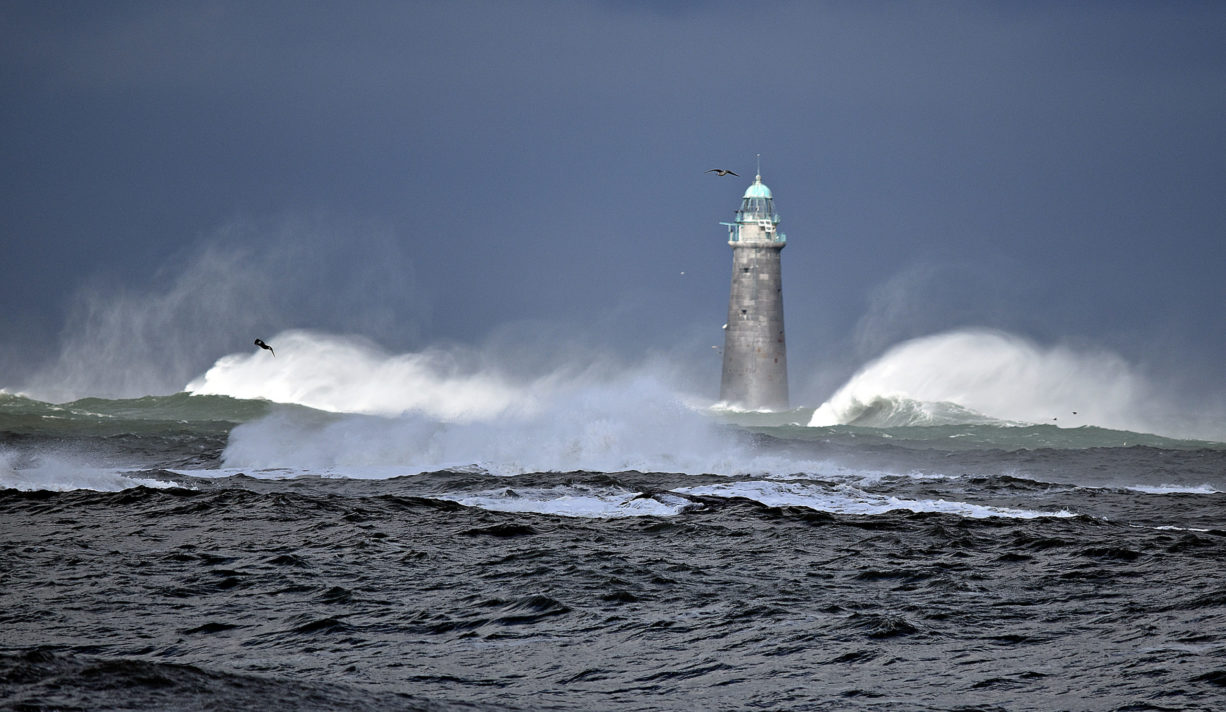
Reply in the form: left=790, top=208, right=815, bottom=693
left=706, top=168, right=739, bottom=177
left=254, top=338, right=275, bottom=357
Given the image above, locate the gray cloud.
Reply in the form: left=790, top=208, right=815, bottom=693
left=3, top=1, right=1224, bottom=407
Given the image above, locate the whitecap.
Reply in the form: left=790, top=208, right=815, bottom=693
left=1125, top=483, right=1220, bottom=495
left=0, top=448, right=180, bottom=492
left=433, top=486, right=693, bottom=518
left=675, top=480, right=1074, bottom=519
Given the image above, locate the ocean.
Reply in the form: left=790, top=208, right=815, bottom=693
left=3, top=332, right=1225, bottom=711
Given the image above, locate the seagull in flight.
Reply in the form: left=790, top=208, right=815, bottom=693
left=706, top=168, right=739, bottom=177
left=254, top=338, right=275, bottom=357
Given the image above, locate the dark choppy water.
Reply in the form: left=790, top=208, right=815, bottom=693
left=2, top=393, right=1225, bottom=711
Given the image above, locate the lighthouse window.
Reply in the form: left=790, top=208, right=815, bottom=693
left=742, top=267, right=750, bottom=273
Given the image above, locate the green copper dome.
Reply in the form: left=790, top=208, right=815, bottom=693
left=721, top=171, right=786, bottom=243
left=742, top=174, right=773, bottom=200
left=735, top=173, right=779, bottom=224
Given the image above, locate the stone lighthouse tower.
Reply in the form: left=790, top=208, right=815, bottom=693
left=719, top=170, right=789, bottom=410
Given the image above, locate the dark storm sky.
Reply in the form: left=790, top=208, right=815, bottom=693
left=3, top=1, right=1224, bottom=404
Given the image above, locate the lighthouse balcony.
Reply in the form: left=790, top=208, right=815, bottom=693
left=722, top=222, right=786, bottom=244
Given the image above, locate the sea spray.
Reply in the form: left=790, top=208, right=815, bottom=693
left=17, top=218, right=424, bottom=403
left=0, top=446, right=178, bottom=492
left=19, top=244, right=276, bottom=402
left=809, top=329, right=1166, bottom=434
left=216, top=366, right=790, bottom=476
left=187, top=329, right=810, bottom=475
left=187, top=330, right=531, bottom=421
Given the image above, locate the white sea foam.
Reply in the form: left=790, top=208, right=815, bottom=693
left=196, top=332, right=821, bottom=476
left=187, top=330, right=532, bottom=421
left=676, top=480, right=1074, bottom=519
left=216, top=375, right=799, bottom=476
left=434, top=486, right=690, bottom=519
left=0, top=448, right=178, bottom=492
left=428, top=480, right=1074, bottom=520
left=1125, top=483, right=1220, bottom=495
left=809, top=329, right=1163, bottom=433
left=174, top=328, right=1221, bottom=483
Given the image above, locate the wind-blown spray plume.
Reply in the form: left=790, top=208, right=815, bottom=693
left=21, top=244, right=277, bottom=402
left=17, top=217, right=422, bottom=403
left=809, top=329, right=1163, bottom=433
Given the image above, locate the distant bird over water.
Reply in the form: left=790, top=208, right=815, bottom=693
left=254, top=338, right=275, bottom=357
left=706, top=168, right=739, bottom=177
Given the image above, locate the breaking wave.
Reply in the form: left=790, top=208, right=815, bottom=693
left=815, top=394, right=1005, bottom=428
left=185, top=330, right=534, bottom=421
left=809, top=329, right=1172, bottom=434
left=430, top=479, right=1075, bottom=520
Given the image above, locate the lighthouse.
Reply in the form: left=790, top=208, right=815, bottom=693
left=719, top=170, right=789, bottom=410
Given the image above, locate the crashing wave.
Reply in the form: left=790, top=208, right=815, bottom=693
left=811, top=394, right=1007, bottom=428
left=807, top=329, right=1167, bottom=432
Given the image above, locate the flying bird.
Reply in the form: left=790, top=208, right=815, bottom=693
left=254, top=338, right=275, bottom=357
left=706, top=169, right=739, bottom=177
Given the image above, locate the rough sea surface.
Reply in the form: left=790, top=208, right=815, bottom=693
left=2, top=392, right=1225, bottom=711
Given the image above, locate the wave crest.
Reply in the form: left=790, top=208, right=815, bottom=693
left=810, top=329, right=1161, bottom=433
left=817, top=394, right=1004, bottom=428
left=186, top=330, right=532, bottom=421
